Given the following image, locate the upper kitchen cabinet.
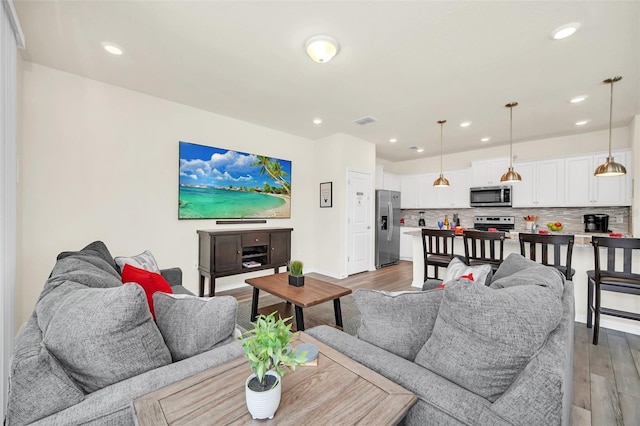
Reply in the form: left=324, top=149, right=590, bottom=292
left=382, top=172, right=402, bottom=192
left=564, top=150, right=631, bottom=206
left=418, top=173, right=439, bottom=208
left=401, top=175, right=420, bottom=208
left=435, top=169, right=471, bottom=208
left=471, top=158, right=510, bottom=186
left=512, top=159, right=565, bottom=207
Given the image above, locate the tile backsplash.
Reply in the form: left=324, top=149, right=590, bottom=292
left=401, top=206, right=632, bottom=235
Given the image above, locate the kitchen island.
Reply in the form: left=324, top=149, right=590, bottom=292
left=404, top=229, right=640, bottom=336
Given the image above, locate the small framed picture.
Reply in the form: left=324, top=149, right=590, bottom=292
left=320, top=182, right=332, bottom=208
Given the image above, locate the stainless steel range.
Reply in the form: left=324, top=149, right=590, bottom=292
left=473, top=216, right=515, bottom=232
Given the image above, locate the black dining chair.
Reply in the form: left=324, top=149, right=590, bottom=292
left=519, top=233, right=575, bottom=280
left=587, top=236, right=640, bottom=345
left=462, top=229, right=506, bottom=272
left=421, top=228, right=456, bottom=281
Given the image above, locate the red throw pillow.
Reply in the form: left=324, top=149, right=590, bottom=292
left=121, top=263, right=172, bottom=318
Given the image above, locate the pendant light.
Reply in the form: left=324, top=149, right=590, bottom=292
left=500, top=102, right=522, bottom=183
left=433, top=120, right=450, bottom=187
left=595, top=76, right=626, bottom=177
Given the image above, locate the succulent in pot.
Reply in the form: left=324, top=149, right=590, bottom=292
left=241, top=312, right=307, bottom=419
left=288, top=260, right=304, bottom=286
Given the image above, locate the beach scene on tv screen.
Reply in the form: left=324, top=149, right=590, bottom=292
left=179, top=142, right=291, bottom=219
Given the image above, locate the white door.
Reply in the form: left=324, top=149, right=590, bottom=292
left=347, top=170, right=372, bottom=275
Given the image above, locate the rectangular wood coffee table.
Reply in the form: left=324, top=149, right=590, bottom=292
left=245, top=273, right=352, bottom=331
left=132, top=332, right=416, bottom=425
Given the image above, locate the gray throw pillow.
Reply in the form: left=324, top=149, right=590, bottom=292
left=56, top=240, right=119, bottom=275
left=354, top=288, right=444, bottom=361
left=153, top=293, right=238, bottom=361
left=115, top=249, right=161, bottom=273
left=6, top=314, right=84, bottom=426
left=491, top=253, right=542, bottom=282
left=490, top=261, right=565, bottom=298
left=36, top=282, right=172, bottom=393
left=414, top=281, right=563, bottom=401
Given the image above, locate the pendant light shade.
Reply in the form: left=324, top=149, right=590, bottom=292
left=500, top=102, right=522, bottom=183
left=433, top=120, right=450, bottom=187
left=595, top=76, right=626, bottom=177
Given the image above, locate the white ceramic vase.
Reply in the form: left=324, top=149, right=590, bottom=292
left=245, top=371, right=281, bottom=420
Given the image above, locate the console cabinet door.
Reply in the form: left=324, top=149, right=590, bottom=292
left=270, top=231, right=291, bottom=265
left=213, top=234, right=242, bottom=272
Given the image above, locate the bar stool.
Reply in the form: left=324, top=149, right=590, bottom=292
left=422, top=228, right=456, bottom=281
left=519, top=233, right=575, bottom=280
left=462, top=229, right=506, bottom=273
left=587, top=236, right=640, bottom=345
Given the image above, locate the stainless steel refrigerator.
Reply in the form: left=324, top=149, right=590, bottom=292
left=375, top=190, right=401, bottom=268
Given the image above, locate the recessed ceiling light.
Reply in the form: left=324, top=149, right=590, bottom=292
left=551, top=23, right=581, bottom=40
left=416, top=148, right=424, bottom=153
left=312, top=118, right=323, bottom=125
left=480, top=137, right=491, bottom=142
left=389, top=138, right=397, bottom=143
left=101, top=42, right=123, bottom=55
left=460, top=121, right=472, bottom=128
left=570, top=95, right=588, bottom=103
left=575, top=120, right=590, bottom=126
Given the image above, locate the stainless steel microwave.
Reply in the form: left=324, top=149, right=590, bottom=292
left=469, top=185, right=512, bottom=207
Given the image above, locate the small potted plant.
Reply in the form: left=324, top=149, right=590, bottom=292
left=241, top=312, right=307, bottom=420
left=288, top=260, right=304, bottom=286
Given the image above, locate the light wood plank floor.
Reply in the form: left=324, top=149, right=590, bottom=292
left=219, top=260, right=640, bottom=426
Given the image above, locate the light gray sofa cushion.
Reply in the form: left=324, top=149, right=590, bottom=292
left=354, top=288, right=443, bottom=361
left=36, top=281, right=172, bottom=393
left=153, top=293, right=238, bottom=361
left=6, top=314, right=85, bottom=426
left=56, top=240, right=119, bottom=275
left=115, top=249, right=161, bottom=273
left=490, top=254, right=565, bottom=298
left=415, top=278, right=563, bottom=402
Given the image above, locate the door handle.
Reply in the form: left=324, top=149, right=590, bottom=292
left=387, top=202, right=393, bottom=241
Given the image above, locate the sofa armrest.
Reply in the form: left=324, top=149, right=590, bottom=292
left=160, top=267, right=182, bottom=287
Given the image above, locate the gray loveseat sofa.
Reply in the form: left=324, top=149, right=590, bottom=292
left=6, top=241, right=244, bottom=426
left=307, top=254, right=575, bottom=426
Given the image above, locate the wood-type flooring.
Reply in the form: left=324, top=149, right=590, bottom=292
left=218, top=260, right=640, bottom=425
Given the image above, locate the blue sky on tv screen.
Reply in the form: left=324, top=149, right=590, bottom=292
left=179, top=142, right=291, bottom=190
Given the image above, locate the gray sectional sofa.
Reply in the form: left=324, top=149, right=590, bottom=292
left=6, top=241, right=244, bottom=426
left=307, top=254, right=575, bottom=426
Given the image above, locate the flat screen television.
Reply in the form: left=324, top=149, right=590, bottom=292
left=178, top=141, right=291, bottom=219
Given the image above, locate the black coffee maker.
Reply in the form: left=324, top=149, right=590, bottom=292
left=584, top=214, right=609, bottom=232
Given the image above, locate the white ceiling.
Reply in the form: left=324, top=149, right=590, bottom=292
left=13, top=1, right=640, bottom=162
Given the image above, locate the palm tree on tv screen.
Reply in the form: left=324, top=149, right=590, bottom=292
left=251, top=155, right=291, bottom=195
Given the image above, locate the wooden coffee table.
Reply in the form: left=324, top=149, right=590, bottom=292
left=132, top=332, right=416, bottom=425
left=245, top=273, right=352, bottom=331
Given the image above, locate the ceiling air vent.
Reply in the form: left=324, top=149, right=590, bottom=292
left=353, top=116, right=378, bottom=126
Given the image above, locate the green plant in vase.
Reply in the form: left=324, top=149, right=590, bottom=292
left=288, top=260, right=304, bottom=286
left=241, top=312, right=307, bottom=419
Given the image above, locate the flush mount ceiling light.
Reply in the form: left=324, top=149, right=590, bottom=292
left=500, top=102, right=522, bottom=183
left=575, top=120, right=590, bottom=126
left=570, top=95, right=588, bottom=103
left=480, top=137, right=491, bottom=142
left=433, top=120, right=450, bottom=187
left=101, top=42, right=123, bottom=55
left=312, top=118, right=323, bottom=124
left=595, top=76, right=627, bottom=177
left=551, top=22, right=581, bottom=40
left=305, top=35, right=339, bottom=63
left=389, top=138, right=398, bottom=143
left=460, top=121, right=472, bottom=128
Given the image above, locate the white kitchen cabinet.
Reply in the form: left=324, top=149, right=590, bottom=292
left=383, top=172, right=402, bottom=192
left=401, top=175, right=420, bottom=208
left=512, top=159, right=565, bottom=207
left=418, top=173, right=439, bottom=208
left=564, top=150, right=631, bottom=206
left=375, top=165, right=384, bottom=189
left=400, top=227, right=421, bottom=260
left=435, top=169, right=471, bottom=208
left=470, top=158, right=510, bottom=186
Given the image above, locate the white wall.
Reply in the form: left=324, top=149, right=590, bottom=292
left=632, top=115, right=640, bottom=236
left=17, top=63, right=325, bottom=326
left=313, top=133, right=376, bottom=278
left=383, top=127, right=631, bottom=175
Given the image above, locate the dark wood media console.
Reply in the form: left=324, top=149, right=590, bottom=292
left=196, top=228, right=293, bottom=296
